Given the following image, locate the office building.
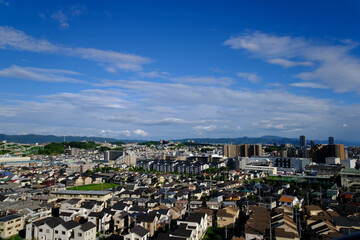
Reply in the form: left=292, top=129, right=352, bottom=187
left=273, top=157, right=310, bottom=172
left=329, top=136, right=335, bottom=145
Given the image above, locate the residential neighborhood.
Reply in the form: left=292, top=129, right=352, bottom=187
left=0, top=137, right=359, bottom=240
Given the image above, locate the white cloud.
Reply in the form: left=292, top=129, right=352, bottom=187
left=225, top=31, right=360, bottom=94
left=134, top=129, right=148, bottom=137
left=0, top=26, right=59, bottom=52
left=171, top=76, right=233, bottom=86
left=252, top=118, right=301, bottom=131
left=236, top=72, right=261, bottom=83
left=267, top=58, right=313, bottom=68
left=100, top=129, right=131, bottom=137
left=0, top=65, right=84, bottom=83
left=51, top=10, right=69, bottom=29
left=0, top=26, right=151, bottom=72
left=50, top=5, right=86, bottom=29
left=193, top=125, right=217, bottom=131
left=290, top=82, right=329, bottom=89
left=1, top=79, right=360, bottom=140
left=138, top=71, right=169, bottom=78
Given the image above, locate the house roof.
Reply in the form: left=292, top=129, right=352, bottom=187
left=80, top=222, right=96, bottom=232
left=217, top=209, right=233, bottom=218
left=279, top=195, right=295, bottom=203
left=0, top=214, right=21, bottom=222
left=130, top=225, right=149, bottom=237
left=45, top=218, right=65, bottom=228
left=137, top=214, right=156, bottom=223
left=62, top=220, right=80, bottom=230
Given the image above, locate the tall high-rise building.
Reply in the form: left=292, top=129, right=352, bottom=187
left=329, top=136, right=335, bottom=145
left=223, top=144, right=262, bottom=158
left=311, top=144, right=345, bottom=163
left=104, top=150, right=124, bottom=162
left=299, top=135, right=306, bottom=148
left=310, top=140, right=315, bottom=149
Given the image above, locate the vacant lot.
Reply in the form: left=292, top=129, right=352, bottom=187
left=67, top=183, right=120, bottom=191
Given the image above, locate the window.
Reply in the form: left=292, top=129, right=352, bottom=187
left=46, top=229, right=50, bottom=233
left=62, top=231, right=65, bottom=235
left=39, top=228, right=43, bottom=232
left=78, top=233, right=82, bottom=237
left=55, top=230, right=58, bottom=234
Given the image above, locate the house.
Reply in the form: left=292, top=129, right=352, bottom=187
left=26, top=217, right=96, bottom=240
left=124, top=225, right=149, bottom=240
left=26, top=217, right=65, bottom=240
left=73, top=221, right=97, bottom=240
left=158, top=223, right=196, bottom=240
left=174, top=200, right=188, bottom=209
left=0, top=215, right=24, bottom=239
left=225, top=206, right=240, bottom=220
left=303, top=205, right=323, bottom=217
left=245, top=206, right=270, bottom=240
left=177, top=213, right=208, bottom=240
left=113, top=211, right=128, bottom=234
left=193, top=208, right=214, bottom=228
left=279, top=195, right=303, bottom=208
left=137, top=214, right=158, bottom=237
left=216, top=209, right=235, bottom=228
left=206, top=201, right=220, bottom=210
left=88, top=209, right=114, bottom=233
left=169, top=205, right=186, bottom=220
left=189, top=201, right=203, bottom=210
left=74, top=176, right=92, bottom=186
left=53, top=220, right=80, bottom=240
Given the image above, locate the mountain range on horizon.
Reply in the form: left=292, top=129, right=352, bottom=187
left=0, top=133, right=359, bottom=146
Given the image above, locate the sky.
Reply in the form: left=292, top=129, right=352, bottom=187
left=1, top=1, right=360, bottom=141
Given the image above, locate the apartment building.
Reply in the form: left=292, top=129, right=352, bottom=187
left=0, top=215, right=24, bottom=239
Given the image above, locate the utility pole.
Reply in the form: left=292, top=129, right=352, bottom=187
left=269, top=215, right=272, bottom=240
left=225, top=224, right=228, bottom=239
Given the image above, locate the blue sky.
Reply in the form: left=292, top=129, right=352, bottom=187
left=1, top=0, right=360, bottom=141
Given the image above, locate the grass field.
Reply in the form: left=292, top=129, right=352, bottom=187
left=67, top=183, right=120, bottom=191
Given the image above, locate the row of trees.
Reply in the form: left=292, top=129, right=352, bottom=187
left=36, top=141, right=124, bottom=155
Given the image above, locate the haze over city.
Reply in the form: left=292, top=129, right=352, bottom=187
left=1, top=1, right=360, bottom=141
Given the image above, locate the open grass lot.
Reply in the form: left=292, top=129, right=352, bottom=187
left=67, top=183, right=120, bottom=191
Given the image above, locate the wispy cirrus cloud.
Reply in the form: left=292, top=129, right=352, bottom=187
left=51, top=10, right=69, bottom=29
left=48, top=5, right=86, bottom=29
left=193, top=125, right=217, bottom=131
left=290, top=82, right=329, bottom=89
left=267, top=58, right=313, bottom=68
left=0, top=26, right=151, bottom=72
left=138, top=71, right=169, bottom=78
left=225, top=31, right=360, bottom=94
left=1, top=79, right=360, bottom=139
left=0, top=65, right=84, bottom=83
left=171, top=76, right=234, bottom=86
left=100, top=129, right=131, bottom=137
left=236, top=72, right=261, bottom=83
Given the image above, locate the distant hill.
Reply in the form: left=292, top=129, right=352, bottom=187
left=172, top=136, right=300, bottom=145
left=172, top=136, right=360, bottom=146
left=0, top=134, right=119, bottom=144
